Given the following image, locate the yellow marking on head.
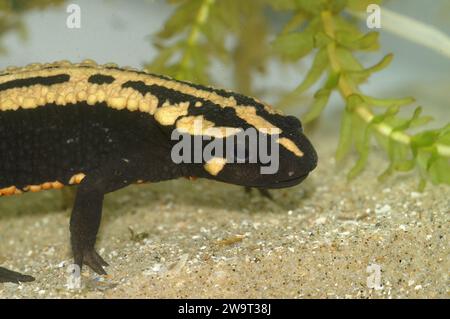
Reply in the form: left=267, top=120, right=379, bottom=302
left=234, top=106, right=282, bottom=135
left=261, top=102, right=281, bottom=115
left=204, top=157, right=227, bottom=176
left=277, top=137, right=304, bottom=157
left=204, top=126, right=242, bottom=138
left=69, top=173, right=86, bottom=185
left=154, top=101, right=190, bottom=125
left=176, top=115, right=242, bottom=138
left=176, top=115, right=213, bottom=135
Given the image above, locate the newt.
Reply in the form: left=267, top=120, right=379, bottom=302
left=0, top=60, right=317, bottom=283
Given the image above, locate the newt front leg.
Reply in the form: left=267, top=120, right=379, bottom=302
left=70, top=148, right=181, bottom=275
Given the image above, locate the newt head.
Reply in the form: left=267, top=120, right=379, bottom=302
left=170, top=96, right=318, bottom=189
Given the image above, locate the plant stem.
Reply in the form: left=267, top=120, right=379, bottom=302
left=176, top=0, right=215, bottom=79
left=346, top=8, right=450, bottom=60
left=320, top=11, right=450, bottom=158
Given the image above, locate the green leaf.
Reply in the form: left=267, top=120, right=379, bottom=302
left=410, top=115, right=434, bottom=128
left=277, top=48, right=328, bottom=108
left=367, top=54, right=394, bottom=73
left=156, top=1, right=201, bottom=39
left=334, top=15, right=365, bottom=37
left=412, top=130, right=440, bottom=150
left=370, top=104, right=400, bottom=124
left=272, top=16, right=322, bottom=60
left=418, top=178, right=427, bottom=191
left=325, top=71, right=340, bottom=89
left=264, top=0, right=297, bottom=11
left=314, top=31, right=333, bottom=48
left=272, top=30, right=314, bottom=60
left=211, top=0, right=241, bottom=32
left=386, top=106, right=434, bottom=130
left=329, top=0, right=348, bottom=13
left=335, top=47, right=363, bottom=71
left=347, top=0, right=382, bottom=11
left=346, top=54, right=393, bottom=82
left=336, top=31, right=379, bottom=51
left=394, top=160, right=416, bottom=172
left=357, top=32, right=380, bottom=51
left=336, top=109, right=353, bottom=161
left=429, top=157, right=450, bottom=184
left=280, top=11, right=307, bottom=34
left=361, top=94, right=415, bottom=108
left=189, top=44, right=210, bottom=83
left=293, top=0, right=328, bottom=14
left=415, top=148, right=431, bottom=172
left=303, top=88, right=331, bottom=123
left=436, top=123, right=450, bottom=144
left=348, top=120, right=372, bottom=179
left=345, top=94, right=365, bottom=111
left=383, top=139, right=411, bottom=180
left=297, top=47, right=329, bottom=93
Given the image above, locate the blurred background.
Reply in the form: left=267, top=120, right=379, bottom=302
left=0, top=0, right=449, bottom=124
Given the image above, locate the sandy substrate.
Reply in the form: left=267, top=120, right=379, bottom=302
left=0, top=127, right=448, bottom=299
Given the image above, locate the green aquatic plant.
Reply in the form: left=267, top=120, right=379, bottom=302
left=0, top=0, right=65, bottom=54
left=145, top=0, right=272, bottom=97
left=148, top=0, right=450, bottom=189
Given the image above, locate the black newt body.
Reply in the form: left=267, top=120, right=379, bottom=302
left=0, top=60, right=317, bottom=283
